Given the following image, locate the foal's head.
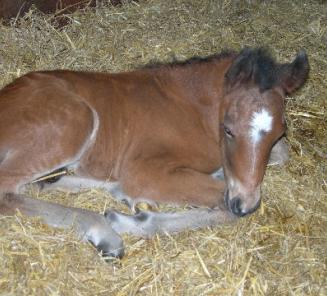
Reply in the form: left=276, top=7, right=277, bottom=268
left=221, top=48, right=309, bottom=216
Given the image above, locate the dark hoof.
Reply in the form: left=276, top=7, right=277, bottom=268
left=98, top=242, right=125, bottom=259
left=89, top=238, right=125, bottom=260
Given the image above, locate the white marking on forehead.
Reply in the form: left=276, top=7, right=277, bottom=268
left=250, top=109, right=273, bottom=143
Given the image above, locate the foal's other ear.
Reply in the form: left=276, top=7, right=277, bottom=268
left=278, top=50, right=309, bottom=95
left=224, top=48, right=253, bottom=92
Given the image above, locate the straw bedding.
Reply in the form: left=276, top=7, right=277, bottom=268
left=0, top=0, right=326, bottom=295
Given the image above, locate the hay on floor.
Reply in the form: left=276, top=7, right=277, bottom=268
left=0, top=0, right=326, bottom=295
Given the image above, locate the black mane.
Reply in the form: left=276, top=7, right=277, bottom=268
left=144, top=47, right=279, bottom=91
left=143, top=50, right=235, bottom=69
left=225, top=48, right=279, bottom=91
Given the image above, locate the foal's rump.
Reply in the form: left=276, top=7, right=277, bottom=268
left=0, top=73, right=95, bottom=191
left=0, top=73, right=127, bottom=257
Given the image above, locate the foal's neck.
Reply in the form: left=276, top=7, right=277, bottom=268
left=152, top=55, right=234, bottom=107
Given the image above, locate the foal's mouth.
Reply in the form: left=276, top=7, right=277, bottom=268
left=223, top=189, right=261, bottom=217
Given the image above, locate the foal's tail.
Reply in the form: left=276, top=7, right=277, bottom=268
left=105, top=207, right=237, bottom=238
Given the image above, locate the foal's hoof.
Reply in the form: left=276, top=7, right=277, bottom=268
left=90, top=237, right=125, bottom=260
left=86, top=216, right=125, bottom=260
left=95, top=240, right=125, bottom=259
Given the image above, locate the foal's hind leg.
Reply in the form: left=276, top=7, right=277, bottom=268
left=268, top=137, right=289, bottom=166
left=0, top=158, right=124, bottom=258
left=41, top=175, right=121, bottom=194
left=0, top=193, right=124, bottom=257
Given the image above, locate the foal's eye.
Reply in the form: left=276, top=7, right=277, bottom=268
left=223, top=126, right=234, bottom=138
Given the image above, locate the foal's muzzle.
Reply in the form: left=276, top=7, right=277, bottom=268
left=224, top=190, right=261, bottom=217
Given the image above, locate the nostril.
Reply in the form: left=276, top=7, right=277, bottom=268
left=230, top=197, right=247, bottom=217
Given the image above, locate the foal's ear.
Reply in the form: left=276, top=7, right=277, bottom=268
left=278, top=50, right=309, bottom=95
left=224, top=48, right=253, bottom=91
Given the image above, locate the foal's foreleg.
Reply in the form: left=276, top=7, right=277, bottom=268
left=0, top=193, right=124, bottom=258
left=106, top=160, right=235, bottom=237
left=122, top=162, right=227, bottom=208
left=105, top=207, right=236, bottom=237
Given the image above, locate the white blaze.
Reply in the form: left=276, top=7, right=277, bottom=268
left=250, top=109, right=273, bottom=143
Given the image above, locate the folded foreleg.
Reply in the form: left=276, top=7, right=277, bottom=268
left=105, top=207, right=236, bottom=238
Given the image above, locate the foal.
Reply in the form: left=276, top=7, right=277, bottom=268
left=0, top=48, right=309, bottom=257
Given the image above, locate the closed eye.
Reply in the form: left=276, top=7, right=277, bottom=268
left=223, top=125, right=234, bottom=138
